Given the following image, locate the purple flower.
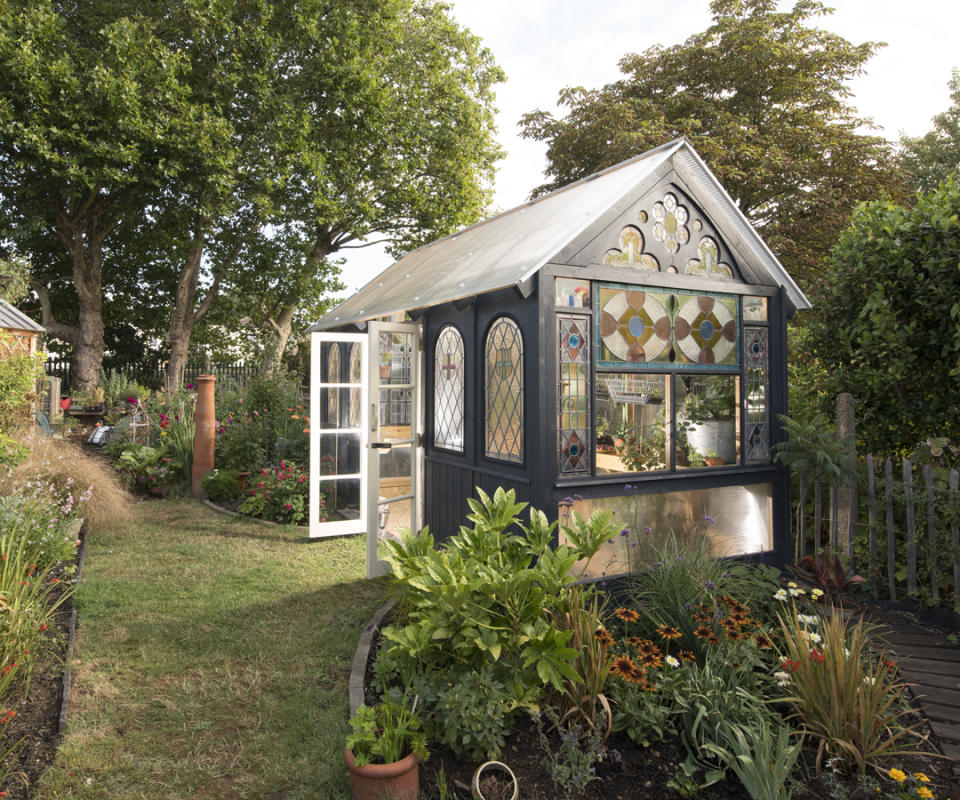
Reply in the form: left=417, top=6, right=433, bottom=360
left=702, top=515, right=716, bottom=524
left=705, top=581, right=717, bottom=591
left=620, top=527, right=630, bottom=537
left=560, top=496, right=574, bottom=505
left=574, top=494, right=583, bottom=501
left=644, top=526, right=652, bottom=535
left=624, top=484, right=632, bottom=491
left=685, top=602, right=693, bottom=609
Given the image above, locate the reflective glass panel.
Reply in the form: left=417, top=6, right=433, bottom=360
left=555, top=278, right=591, bottom=308
left=348, top=343, right=362, bottom=427
left=745, top=327, right=770, bottom=462
left=379, top=331, right=414, bottom=385
left=484, top=317, right=524, bottom=462
left=327, top=344, right=341, bottom=426
left=434, top=326, right=464, bottom=452
left=379, top=388, right=413, bottom=441
left=558, top=316, right=590, bottom=475
left=319, top=431, right=361, bottom=475
left=595, top=373, right=667, bottom=473
left=558, top=484, right=773, bottom=578
left=317, top=476, right=361, bottom=520
left=743, top=296, right=768, bottom=322
left=677, top=374, right=740, bottom=468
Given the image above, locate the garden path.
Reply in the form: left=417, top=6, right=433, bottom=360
left=866, top=607, right=960, bottom=778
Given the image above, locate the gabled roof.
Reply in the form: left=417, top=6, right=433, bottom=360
left=310, top=138, right=810, bottom=331
left=0, top=298, right=43, bottom=333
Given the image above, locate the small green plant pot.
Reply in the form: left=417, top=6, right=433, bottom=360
left=344, top=749, right=419, bottom=800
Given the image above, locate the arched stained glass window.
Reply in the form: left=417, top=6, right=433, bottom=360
left=327, top=344, right=340, bottom=425
left=434, top=326, right=464, bottom=452
left=485, top=317, right=523, bottom=462
left=348, top=342, right=362, bottom=427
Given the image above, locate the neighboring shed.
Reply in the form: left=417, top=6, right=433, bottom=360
left=0, top=298, right=44, bottom=356
left=307, top=138, right=810, bottom=577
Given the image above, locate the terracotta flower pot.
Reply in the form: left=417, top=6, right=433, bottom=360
left=344, top=749, right=419, bottom=800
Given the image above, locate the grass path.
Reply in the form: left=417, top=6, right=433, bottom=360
left=36, top=499, right=389, bottom=799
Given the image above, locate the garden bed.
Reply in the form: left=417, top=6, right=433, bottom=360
left=361, top=605, right=960, bottom=800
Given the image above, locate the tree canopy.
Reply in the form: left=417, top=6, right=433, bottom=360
left=901, top=70, right=960, bottom=194
left=0, top=0, right=504, bottom=390
left=805, top=177, right=960, bottom=456
left=519, top=0, right=906, bottom=290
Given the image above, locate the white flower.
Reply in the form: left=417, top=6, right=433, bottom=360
left=787, top=581, right=798, bottom=589
left=774, top=589, right=788, bottom=602
left=862, top=676, right=876, bottom=686
left=665, top=656, right=679, bottom=668
left=843, top=648, right=850, bottom=659
left=798, top=614, right=818, bottom=626
left=789, top=587, right=805, bottom=597
left=810, top=588, right=824, bottom=600
left=774, top=671, right=791, bottom=686
left=808, top=632, right=822, bottom=645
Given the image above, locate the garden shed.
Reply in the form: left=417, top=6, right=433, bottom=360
left=0, top=298, right=43, bottom=355
left=308, top=138, right=810, bottom=577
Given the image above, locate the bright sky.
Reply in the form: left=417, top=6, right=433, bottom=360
left=338, top=0, right=960, bottom=293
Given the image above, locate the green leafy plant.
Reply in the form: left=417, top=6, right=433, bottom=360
left=201, top=469, right=242, bottom=502
left=534, top=706, right=604, bottom=799
left=702, top=720, right=804, bottom=800
left=345, top=697, right=428, bottom=767
left=116, top=444, right=176, bottom=493
left=776, top=603, right=924, bottom=773
left=0, top=340, right=44, bottom=431
left=237, top=461, right=311, bottom=524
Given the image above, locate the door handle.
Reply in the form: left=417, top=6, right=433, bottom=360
left=371, top=442, right=393, bottom=450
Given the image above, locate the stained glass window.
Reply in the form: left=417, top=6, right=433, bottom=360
left=652, top=193, right=690, bottom=254
left=602, top=225, right=660, bottom=270
left=597, top=285, right=738, bottom=368
left=745, top=327, right=770, bottom=463
left=558, top=316, right=590, bottom=475
left=434, top=326, right=464, bottom=453
left=485, top=317, right=523, bottom=463
left=685, top=236, right=734, bottom=279
left=348, top=343, right=362, bottom=427
left=327, top=344, right=340, bottom=425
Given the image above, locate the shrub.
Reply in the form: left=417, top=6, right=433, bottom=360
left=116, top=444, right=177, bottom=494
left=238, top=461, right=310, bottom=524
left=201, top=469, right=242, bottom=502
left=0, top=342, right=44, bottom=432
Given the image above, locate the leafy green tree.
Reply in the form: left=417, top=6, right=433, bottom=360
left=901, top=70, right=960, bottom=194
left=805, top=177, right=960, bottom=456
left=0, top=249, right=29, bottom=304
left=519, top=0, right=905, bottom=290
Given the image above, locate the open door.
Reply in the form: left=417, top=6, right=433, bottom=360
left=310, top=332, right=368, bottom=538
left=366, top=321, right=422, bottom=578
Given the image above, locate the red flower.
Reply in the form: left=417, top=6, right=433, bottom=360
left=810, top=649, right=825, bottom=664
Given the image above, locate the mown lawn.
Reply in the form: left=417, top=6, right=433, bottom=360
left=36, top=498, right=388, bottom=799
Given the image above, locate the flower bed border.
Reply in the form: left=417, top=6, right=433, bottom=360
left=200, top=498, right=308, bottom=531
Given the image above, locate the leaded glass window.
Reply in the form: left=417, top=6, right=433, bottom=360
left=348, top=343, right=362, bottom=427
left=327, top=344, right=340, bottom=424
left=597, top=285, right=738, bottom=368
left=745, top=327, right=770, bottom=462
left=434, top=326, right=464, bottom=453
left=558, top=316, right=590, bottom=475
left=485, top=317, right=523, bottom=463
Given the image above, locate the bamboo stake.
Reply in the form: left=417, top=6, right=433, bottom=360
left=904, top=459, right=916, bottom=598
left=951, top=470, right=959, bottom=614
left=924, top=465, right=939, bottom=603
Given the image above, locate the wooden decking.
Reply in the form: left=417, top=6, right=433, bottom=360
left=865, top=607, right=960, bottom=775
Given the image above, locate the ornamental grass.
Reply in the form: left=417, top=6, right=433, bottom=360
left=776, top=604, right=926, bottom=774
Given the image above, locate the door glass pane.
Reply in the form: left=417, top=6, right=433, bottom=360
left=379, top=332, right=415, bottom=385
left=318, top=477, right=361, bottom=521
left=595, top=374, right=667, bottom=473
left=379, top=388, right=412, bottom=441
left=677, top=374, right=739, bottom=468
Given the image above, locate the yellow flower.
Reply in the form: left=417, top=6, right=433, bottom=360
left=888, top=768, right=907, bottom=783
left=916, top=787, right=934, bottom=800
left=914, top=773, right=931, bottom=784
left=160, top=431, right=168, bottom=437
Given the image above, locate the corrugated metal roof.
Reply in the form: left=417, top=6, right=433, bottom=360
left=0, top=299, right=43, bottom=333
left=310, top=138, right=810, bottom=331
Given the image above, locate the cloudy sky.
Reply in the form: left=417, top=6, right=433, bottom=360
left=339, top=0, right=960, bottom=292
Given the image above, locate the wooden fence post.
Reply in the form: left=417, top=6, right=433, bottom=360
left=836, top=393, right=857, bottom=562
left=885, top=458, right=896, bottom=601
left=866, top=454, right=877, bottom=592
left=923, top=465, right=939, bottom=603
left=904, top=459, right=917, bottom=598
left=951, top=470, right=959, bottom=614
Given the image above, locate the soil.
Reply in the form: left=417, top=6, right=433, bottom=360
left=0, top=561, right=76, bottom=800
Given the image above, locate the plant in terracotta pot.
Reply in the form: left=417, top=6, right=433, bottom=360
left=344, top=697, right=428, bottom=800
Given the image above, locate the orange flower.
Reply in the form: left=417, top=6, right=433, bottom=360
left=594, top=628, right=615, bottom=648
left=656, top=624, right=682, bottom=640
left=693, top=625, right=713, bottom=639
left=615, top=607, right=641, bottom=623
left=610, top=655, right=643, bottom=682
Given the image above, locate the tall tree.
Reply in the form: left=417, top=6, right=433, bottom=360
left=901, top=70, right=960, bottom=194
left=520, top=0, right=906, bottom=290
left=0, top=2, right=219, bottom=392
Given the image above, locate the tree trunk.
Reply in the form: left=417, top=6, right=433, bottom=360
left=165, top=222, right=218, bottom=394
left=258, top=305, right=296, bottom=378
left=55, top=212, right=107, bottom=394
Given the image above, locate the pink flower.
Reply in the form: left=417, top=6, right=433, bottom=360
left=257, top=482, right=264, bottom=488
left=284, top=503, right=292, bottom=510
